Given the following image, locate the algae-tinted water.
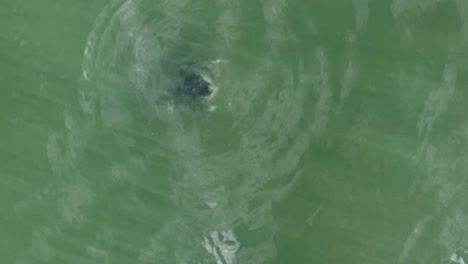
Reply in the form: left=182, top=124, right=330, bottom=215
left=1, top=0, right=468, bottom=263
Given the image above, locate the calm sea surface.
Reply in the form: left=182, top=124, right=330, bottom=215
left=1, top=0, right=468, bottom=263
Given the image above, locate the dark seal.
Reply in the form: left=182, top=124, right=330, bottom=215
left=169, top=60, right=221, bottom=111
left=176, top=66, right=215, bottom=98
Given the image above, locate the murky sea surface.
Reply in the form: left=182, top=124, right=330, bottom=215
left=1, top=0, right=468, bottom=263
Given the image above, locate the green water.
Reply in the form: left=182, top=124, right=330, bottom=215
left=1, top=0, right=468, bottom=263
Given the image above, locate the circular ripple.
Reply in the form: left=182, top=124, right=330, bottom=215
left=75, top=0, right=323, bottom=262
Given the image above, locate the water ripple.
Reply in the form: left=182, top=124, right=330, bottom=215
left=62, top=0, right=317, bottom=262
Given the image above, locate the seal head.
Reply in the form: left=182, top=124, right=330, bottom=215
left=180, top=71, right=215, bottom=98
left=166, top=60, right=223, bottom=111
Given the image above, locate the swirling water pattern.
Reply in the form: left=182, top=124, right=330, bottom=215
left=29, top=0, right=319, bottom=263
left=7, top=0, right=468, bottom=263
